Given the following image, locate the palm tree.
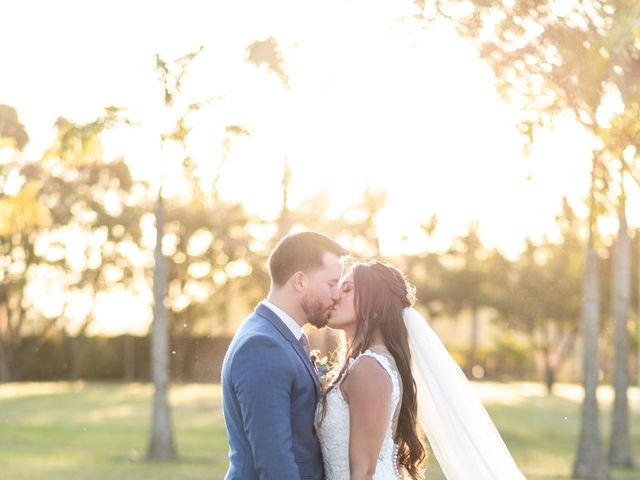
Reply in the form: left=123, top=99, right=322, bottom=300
left=606, top=107, right=640, bottom=467
left=574, top=158, right=609, bottom=479
left=609, top=190, right=632, bottom=466
left=146, top=48, right=205, bottom=461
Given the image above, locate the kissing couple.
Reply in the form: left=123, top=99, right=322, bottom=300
left=222, top=231, right=527, bottom=479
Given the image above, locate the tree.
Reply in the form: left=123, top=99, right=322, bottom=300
left=247, top=36, right=289, bottom=89
left=0, top=107, right=136, bottom=383
left=424, top=1, right=640, bottom=475
left=0, top=105, right=29, bottom=151
left=609, top=194, right=632, bottom=465
left=604, top=112, right=639, bottom=466
left=32, top=110, right=141, bottom=381
left=0, top=106, right=51, bottom=381
left=439, top=223, right=490, bottom=376
left=147, top=47, right=208, bottom=461
left=163, top=199, right=256, bottom=380
left=0, top=182, right=51, bottom=381
left=490, top=199, right=582, bottom=394
left=246, top=35, right=292, bottom=243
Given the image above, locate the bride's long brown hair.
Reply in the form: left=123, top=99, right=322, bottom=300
left=324, top=261, right=426, bottom=479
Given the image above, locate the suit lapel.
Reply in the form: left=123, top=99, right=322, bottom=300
left=256, top=304, right=321, bottom=399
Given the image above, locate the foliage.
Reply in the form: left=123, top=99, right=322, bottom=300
left=9, top=334, right=231, bottom=382
left=0, top=104, right=29, bottom=150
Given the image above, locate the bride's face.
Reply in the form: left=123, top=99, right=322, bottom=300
left=327, top=270, right=357, bottom=330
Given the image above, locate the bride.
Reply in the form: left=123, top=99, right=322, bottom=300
left=314, top=260, right=527, bottom=480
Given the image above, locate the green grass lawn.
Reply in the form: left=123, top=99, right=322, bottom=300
left=0, top=381, right=638, bottom=479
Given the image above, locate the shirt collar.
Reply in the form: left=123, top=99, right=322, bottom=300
left=261, top=300, right=303, bottom=340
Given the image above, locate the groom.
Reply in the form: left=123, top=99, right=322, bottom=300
left=222, top=231, right=347, bottom=479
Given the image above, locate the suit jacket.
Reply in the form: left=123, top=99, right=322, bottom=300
left=222, top=303, right=324, bottom=480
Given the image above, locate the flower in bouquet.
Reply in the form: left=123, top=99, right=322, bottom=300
left=310, top=349, right=331, bottom=386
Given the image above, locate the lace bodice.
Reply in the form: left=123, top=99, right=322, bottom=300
left=314, top=350, right=403, bottom=480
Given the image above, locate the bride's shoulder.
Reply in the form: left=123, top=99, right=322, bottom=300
left=348, top=349, right=396, bottom=382
left=342, top=353, right=393, bottom=400
left=355, top=348, right=395, bottom=369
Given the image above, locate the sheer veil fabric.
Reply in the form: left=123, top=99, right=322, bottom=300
left=403, top=307, right=527, bottom=480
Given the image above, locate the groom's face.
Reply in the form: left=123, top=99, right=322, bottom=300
left=301, top=252, right=343, bottom=328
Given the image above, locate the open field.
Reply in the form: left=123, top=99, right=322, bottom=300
left=0, top=381, right=638, bottom=479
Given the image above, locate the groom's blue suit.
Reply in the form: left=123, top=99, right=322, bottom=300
left=222, top=303, right=324, bottom=480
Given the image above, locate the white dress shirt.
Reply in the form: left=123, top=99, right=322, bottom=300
left=261, top=300, right=303, bottom=340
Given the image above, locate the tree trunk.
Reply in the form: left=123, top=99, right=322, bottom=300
left=638, top=232, right=640, bottom=392
left=0, top=291, right=9, bottom=382
left=147, top=195, right=178, bottom=461
left=542, top=347, right=556, bottom=395
left=68, top=317, right=93, bottom=382
left=573, top=246, right=609, bottom=479
left=0, top=338, right=12, bottom=382
left=276, top=158, right=292, bottom=239
left=174, top=312, right=194, bottom=383
left=467, top=304, right=480, bottom=378
left=0, top=290, right=15, bottom=382
left=609, top=205, right=634, bottom=466
left=123, top=335, right=136, bottom=382
left=68, top=334, right=85, bottom=381
left=546, top=331, right=576, bottom=396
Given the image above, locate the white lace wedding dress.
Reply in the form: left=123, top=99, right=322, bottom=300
left=314, top=350, right=403, bottom=480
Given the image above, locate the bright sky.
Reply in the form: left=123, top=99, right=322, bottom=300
left=3, top=0, right=639, bottom=335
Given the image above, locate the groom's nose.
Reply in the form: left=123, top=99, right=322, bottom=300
left=331, top=287, right=341, bottom=303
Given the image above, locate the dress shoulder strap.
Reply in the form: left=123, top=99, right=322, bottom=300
left=350, top=350, right=392, bottom=376
left=350, top=350, right=400, bottom=396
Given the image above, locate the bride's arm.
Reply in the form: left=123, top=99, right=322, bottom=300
left=342, top=357, right=393, bottom=480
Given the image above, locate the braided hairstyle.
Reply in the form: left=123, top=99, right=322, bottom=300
left=324, top=260, right=426, bottom=479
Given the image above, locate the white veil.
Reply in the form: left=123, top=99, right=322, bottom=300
left=403, top=307, right=527, bottom=480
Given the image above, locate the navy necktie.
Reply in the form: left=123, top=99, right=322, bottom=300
left=299, top=333, right=312, bottom=362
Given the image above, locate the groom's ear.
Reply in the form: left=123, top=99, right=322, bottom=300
left=291, top=271, right=305, bottom=292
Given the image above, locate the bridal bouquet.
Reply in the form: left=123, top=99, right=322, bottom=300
left=310, top=349, right=330, bottom=386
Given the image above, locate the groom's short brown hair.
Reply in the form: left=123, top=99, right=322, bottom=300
left=269, top=231, right=348, bottom=287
